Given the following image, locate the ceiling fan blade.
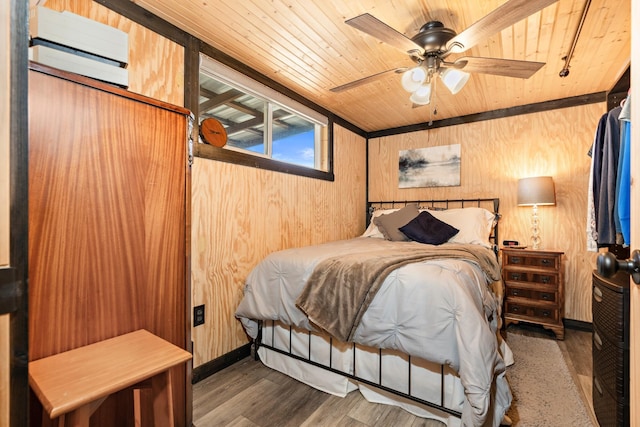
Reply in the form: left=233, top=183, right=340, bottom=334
left=346, top=13, right=423, bottom=54
left=445, top=0, right=559, bottom=54
left=330, top=68, right=408, bottom=92
left=453, top=57, right=545, bottom=78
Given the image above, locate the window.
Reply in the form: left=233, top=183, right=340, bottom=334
left=198, top=54, right=330, bottom=175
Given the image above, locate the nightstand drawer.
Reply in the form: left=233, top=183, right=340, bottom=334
left=505, top=301, right=558, bottom=322
left=503, top=252, right=560, bottom=270
left=503, top=270, right=559, bottom=286
left=505, top=287, right=557, bottom=303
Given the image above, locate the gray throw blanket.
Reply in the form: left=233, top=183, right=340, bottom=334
left=296, top=242, right=501, bottom=342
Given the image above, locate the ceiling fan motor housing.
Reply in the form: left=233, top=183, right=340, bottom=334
left=411, top=21, right=457, bottom=54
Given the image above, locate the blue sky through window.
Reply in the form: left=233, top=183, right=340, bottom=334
left=272, top=130, right=315, bottom=168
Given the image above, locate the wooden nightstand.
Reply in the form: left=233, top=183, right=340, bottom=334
left=502, top=248, right=565, bottom=339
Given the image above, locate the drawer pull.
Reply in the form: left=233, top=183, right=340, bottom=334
left=541, top=310, right=550, bottom=317
left=593, top=286, right=603, bottom=303
left=593, top=376, right=603, bottom=396
left=512, top=289, right=519, bottom=296
left=541, top=276, right=550, bottom=284
left=541, top=258, right=551, bottom=266
left=541, top=293, right=551, bottom=300
left=510, top=273, right=521, bottom=281
left=511, top=257, right=521, bottom=264
left=510, top=306, right=520, bottom=313
left=593, top=331, right=603, bottom=351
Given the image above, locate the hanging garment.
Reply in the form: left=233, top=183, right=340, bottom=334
left=596, top=105, right=622, bottom=246
left=617, top=96, right=631, bottom=245
left=586, top=113, right=608, bottom=251
left=589, top=113, right=609, bottom=226
left=586, top=131, right=600, bottom=252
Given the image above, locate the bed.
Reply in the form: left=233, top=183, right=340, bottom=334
left=235, top=199, right=513, bottom=427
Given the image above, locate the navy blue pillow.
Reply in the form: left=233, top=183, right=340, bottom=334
left=399, top=211, right=459, bottom=245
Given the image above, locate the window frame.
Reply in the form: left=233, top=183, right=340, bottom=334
left=196, top=53, right=334, bottom=181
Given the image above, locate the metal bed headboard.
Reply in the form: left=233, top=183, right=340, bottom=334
left=366, top=198, right=501, bottom=254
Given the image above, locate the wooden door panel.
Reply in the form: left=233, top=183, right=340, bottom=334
left=28, top=67, right=188, bottom=426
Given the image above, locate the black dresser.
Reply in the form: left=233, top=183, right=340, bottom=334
left=592, top=270, right=630, bottom=426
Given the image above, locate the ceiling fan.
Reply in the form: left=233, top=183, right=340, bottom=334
left=331, top=0, right=559, bottom=105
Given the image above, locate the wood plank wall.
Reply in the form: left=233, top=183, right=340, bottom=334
left=368, top=102, right=606, bottom=323
left=191, top=124, right=367, bottom=367
left=36, top=0, right=185, bottom=107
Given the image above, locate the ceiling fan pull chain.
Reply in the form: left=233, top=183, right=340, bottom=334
left=429, top=81, right=438, bottom=126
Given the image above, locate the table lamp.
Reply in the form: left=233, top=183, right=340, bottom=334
left=517, top=176, right=556, bottom=249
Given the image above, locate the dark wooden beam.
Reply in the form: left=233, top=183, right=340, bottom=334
left=8, top=1, right=30, bottom=426
left=93, top=0, right=190, bottom=45
left=607, top=66, right=630, bottom=111
left=367, top=92, right=607, bottom=138
left=194, top=143, right=334, bottom=181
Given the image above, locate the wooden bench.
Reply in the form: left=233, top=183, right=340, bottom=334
left=29, top=329, right=192, bottom=427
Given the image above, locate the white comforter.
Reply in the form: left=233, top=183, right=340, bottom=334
left=235, top=237, right=512, bottom=427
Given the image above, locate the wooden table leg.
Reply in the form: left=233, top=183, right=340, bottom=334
left=43, top=412, right=60, bottom=427
left=151, top=370, right=174, bottom=427
left=42, top=410, right=56, bottom=427
left=64, top=397, right=107, bottom=427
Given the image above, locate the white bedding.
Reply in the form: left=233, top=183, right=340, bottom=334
left=235, top=237, right=512, bottom=427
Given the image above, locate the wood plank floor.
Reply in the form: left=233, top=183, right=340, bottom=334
left=193, top=324, right=596, bottom=427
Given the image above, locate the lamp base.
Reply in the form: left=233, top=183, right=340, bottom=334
left=530, top=204, right=541, bottom=250
left=531, top=236, right=541, bottom=250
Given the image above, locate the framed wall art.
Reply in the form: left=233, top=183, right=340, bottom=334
left=399, top=144, right=461, bottom=188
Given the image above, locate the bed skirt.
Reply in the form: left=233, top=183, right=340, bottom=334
left=257, top=320, right=467, bottom=426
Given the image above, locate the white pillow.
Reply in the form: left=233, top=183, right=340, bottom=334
left=362, top=208, right=399, bottom=238
left=363, top=206, right=496, bottom=247
left=426, top=207, right=496, bottom=248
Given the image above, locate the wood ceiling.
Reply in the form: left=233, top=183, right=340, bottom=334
left=133, top=0, right=630, bottom=132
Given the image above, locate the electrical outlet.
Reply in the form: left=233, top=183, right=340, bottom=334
left=194, top=304, right=205, bottom=326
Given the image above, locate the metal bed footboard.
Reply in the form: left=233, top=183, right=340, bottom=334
left=254, top=320, right=462, bottom=419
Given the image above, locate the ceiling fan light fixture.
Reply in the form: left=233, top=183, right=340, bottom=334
left=401, top=66, right=427, bottom=92
left=409, top=83, right=432, bottom=105
left=440, top=68, right=470, bottom=94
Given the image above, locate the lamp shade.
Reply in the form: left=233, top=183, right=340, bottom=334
left=440, top=68, right=470, bottom=94
left=409, top=83, right=432, bottom=105
left=517, top=176, right=556, bottom=206
left=401, top=66, right=427, bottom=92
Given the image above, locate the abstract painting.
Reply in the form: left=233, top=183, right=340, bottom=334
left=399, top=144, right=461, bottom=188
